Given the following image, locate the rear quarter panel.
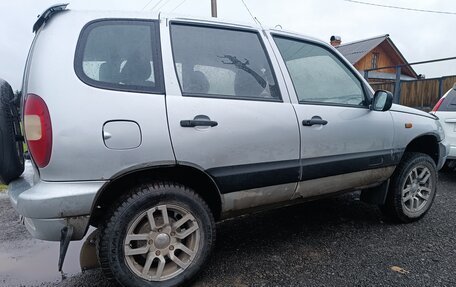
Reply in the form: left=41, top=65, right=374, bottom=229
left=25, top=11, right=175, bottom=181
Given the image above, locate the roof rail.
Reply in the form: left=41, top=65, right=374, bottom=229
left=33, top=3, right=69, bottom=33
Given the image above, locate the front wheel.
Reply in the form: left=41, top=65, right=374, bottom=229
left=98, top=182, right=216, bottom=287
left=380, top=152, right=437, bottom=223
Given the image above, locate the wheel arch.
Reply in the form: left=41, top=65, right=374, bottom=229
left=403, top=133, right=440, bottom=166
left=89, top=164, right=223, bottom=227
left=361, top=133, right=440, bottom=206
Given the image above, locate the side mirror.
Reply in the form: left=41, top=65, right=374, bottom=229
left=372, top=90, right=393, bottom=111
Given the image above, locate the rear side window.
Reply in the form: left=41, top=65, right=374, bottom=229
left=170, top=23, right=281, bottom=101
left=75, top=20, right=164, bottom=93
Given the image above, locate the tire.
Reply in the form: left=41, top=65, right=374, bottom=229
left=98, top=182, right=216, bottom=287
left=0, top=79, right=24, bottom=184
left=380, top=152, right=437, bottom=223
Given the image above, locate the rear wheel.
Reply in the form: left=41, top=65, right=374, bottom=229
left=380, top=152, right=437, bottom=223
left=0, top=79, right=24, bottom=184
left=98, top=182, right=215, bottom=287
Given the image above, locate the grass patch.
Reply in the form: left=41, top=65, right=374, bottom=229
left=0, top=184, right=6, bottom=192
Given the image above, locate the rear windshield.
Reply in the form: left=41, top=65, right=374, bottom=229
left=74, top=20, right=164, bottom=94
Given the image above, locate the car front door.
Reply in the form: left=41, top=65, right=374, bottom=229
left=271, top=34, right=396, bottom=199
left=162, top=22, right=301, bottom=211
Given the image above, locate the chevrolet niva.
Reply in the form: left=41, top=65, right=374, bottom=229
left=0, top=4, right=448, bottom=287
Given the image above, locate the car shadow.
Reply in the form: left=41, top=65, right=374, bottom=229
left=214, top=192, right=383, bottom=251
left=438, top=169, right=456, bottom=183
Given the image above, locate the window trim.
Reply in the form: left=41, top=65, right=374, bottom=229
left=272, top=34, right=371, bottom=109
left=74, top=18, right=165, bottom=94
left=169, top=21, right=283, bottom=102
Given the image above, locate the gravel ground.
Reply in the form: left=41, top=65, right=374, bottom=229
left=1, top=171, right=455, bottom=287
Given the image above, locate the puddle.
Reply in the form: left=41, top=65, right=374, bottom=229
left=0, top=227, right=96, bottom=286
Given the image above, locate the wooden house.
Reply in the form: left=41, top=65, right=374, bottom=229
left=331, top=35, right=419, bottom=83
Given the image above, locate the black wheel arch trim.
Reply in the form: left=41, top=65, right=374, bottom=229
left=409, top=131, right=443, bottom=142
left=401, top=132, right=444, bottom=167
left=89, top=162, right=223, bottom=224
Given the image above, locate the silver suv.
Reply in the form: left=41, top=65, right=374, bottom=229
left=0, top=4, right=448, bottom=287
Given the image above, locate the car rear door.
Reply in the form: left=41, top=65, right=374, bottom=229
left=270, top=33, right=396, bottom=199
left=162, top=21, right=300, bottom=207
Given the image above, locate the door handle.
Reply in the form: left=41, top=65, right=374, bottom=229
left=180, top=115, right=218, bottom=128
left=302, top=116, right=328, bottom=126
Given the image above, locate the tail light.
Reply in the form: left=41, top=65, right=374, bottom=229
left=24, top=94, right=52, bottom=168
left=432, top=97, right=445, bottom=112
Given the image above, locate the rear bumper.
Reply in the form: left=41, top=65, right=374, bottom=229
left=7, top=161, right=106, bottom=241
left=22, top=216, right=90, bottom=241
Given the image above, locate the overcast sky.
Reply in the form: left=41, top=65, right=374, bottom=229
left=1, top=0, right=455, bottom=90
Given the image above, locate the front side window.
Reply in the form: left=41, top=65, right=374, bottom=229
left=75, top=20, right=163, bottom=93
left=170, top=24, right=281, bottom=101
left=274, top=36, right=366, bottom=106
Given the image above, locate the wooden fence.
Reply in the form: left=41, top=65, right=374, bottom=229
left=371, top=76, right=456, bottom=111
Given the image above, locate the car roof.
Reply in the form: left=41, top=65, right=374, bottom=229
left=42, top=6, right=328, bottom=48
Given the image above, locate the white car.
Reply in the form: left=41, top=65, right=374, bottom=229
left=431, top=84, right=456, bottom=168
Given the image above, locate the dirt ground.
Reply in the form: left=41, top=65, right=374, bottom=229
left=1, top=170, right=456, bottom=287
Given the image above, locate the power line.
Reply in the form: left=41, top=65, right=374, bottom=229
left=142, top=0, right=166, bottom=11
left=141, top=0, right=155, bottom=10
left=240, top=0, right=256, bottom=22
left=365, top=56, right=456, bottom=72
left=345, top=0, right=456, bottom=15
left=149, top=0, right=166, bottom=11
left=155, top=0, right=174, bottom=11
left=169, top=0, right=188, bottom=13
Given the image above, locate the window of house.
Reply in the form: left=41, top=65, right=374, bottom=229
left=372, top=52, right=379, bottom=69
left=170, top=24, right=281, bottom=101
left=75, top=20, right=164, bottom=93
left=274, top=36, right=366, bottom=106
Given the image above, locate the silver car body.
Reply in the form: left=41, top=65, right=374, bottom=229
left=8, top=9, right=448, bottom=241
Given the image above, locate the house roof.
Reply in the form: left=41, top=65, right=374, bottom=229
left=336, top=34, right=418, bottom=78
left=336, top=34, right=389, bottom=64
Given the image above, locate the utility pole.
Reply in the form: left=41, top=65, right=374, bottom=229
left=211, top=0, right=217, bottom=17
